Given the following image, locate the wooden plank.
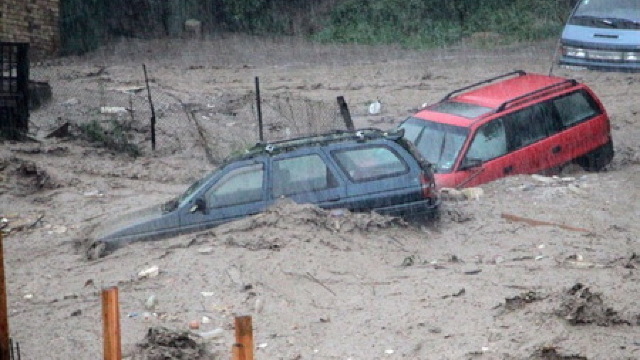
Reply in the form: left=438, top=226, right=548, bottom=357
left=102, top=286, right=122, bottom=360
left=501, top=213, right=590, bottom=233
left=234, top=316, right=254, bottom=360
left=0, top=233, right=9, bottom=360
left=232, top=343, right=246, bottom=360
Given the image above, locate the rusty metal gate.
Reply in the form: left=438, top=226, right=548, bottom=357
left=0, top=42, right=29, bottom=139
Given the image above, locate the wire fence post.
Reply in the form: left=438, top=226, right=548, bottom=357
left=255, top=77, right=264, bottom=142
left=143, top=64, right=156, bottom=151
left=336, top=96, right=354, bottom=131
left=102, top=286, right=121, bottom=360
left=0, top=233, right=9, bottom=360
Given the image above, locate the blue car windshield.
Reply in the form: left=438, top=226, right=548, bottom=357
left=400, top=117, right=469, bottom=174
left=162, top=170, right=217, bottom=212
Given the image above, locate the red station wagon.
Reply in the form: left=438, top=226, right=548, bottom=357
left=399, top=70, right=614, bottom=189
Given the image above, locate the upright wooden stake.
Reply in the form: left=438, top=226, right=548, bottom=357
left=232, top=343, right=246, bottom=360
left=234, top=316, right=254, bottom=360
left=102, top=286, right=122, bottom=360
left=0, top=233, right=10, bottom=360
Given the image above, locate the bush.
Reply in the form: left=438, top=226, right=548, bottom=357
left=315, top=0, right=574, bottom=48
left=79, top=119, right=141, bottom=157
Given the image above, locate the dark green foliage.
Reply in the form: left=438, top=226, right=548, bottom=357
left=57, top=0, right=576, bottom=55
left=316, top=0, right=575, bottom=48
left=59, top=0, right=107, bottom=55
left=79, top=120, right=141, bottom=157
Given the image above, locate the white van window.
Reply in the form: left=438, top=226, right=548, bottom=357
left=553, top=91, right=599, bottom=128
left=466, top=119, right=507, bottom=162
left=571, top=0, right=640, bottom=28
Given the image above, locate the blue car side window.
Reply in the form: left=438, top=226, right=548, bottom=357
left=205, top=164, right=264, bottom=208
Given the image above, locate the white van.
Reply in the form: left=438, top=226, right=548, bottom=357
left=559, top=0, right=640, bottom=72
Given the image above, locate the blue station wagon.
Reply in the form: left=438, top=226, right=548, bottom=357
left=87, top=128, right=440, bottom=258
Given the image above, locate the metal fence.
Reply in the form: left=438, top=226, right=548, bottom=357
left=0, top=42, right=30, bottom=139
left=28, top=63, right=348, bottom=163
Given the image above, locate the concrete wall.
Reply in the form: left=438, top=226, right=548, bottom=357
left=0, top=0, right=60, bottom=59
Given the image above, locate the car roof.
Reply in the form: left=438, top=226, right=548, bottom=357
left=455, top=73, right=572, bottom=108
left=224, top=128, right=406, bottom=164
left=413, top=72, right=579, bottom=127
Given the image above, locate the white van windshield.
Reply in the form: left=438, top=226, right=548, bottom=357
left=574, top=0, right=640, bottom=24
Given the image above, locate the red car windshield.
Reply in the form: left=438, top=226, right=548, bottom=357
left=400, top=117, right=469, bottom=174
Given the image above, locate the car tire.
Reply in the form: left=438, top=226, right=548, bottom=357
left=575, top=140, right=614, bottom=172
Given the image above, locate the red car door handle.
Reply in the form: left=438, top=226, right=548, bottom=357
left=552, top=145, right=562, bottom=154
left=503, top=165, right=514, bottom=174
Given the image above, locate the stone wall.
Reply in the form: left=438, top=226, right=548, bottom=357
left=0, top=0, right=60, bottom=59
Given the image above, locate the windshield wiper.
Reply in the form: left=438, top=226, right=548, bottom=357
left=573, top=15, right=640, bottom=28
left=608, top=17, right=640, bottom=27
left=572, top=15, right=616, bottom=27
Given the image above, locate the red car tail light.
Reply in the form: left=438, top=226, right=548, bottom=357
left=420, top=173, right=436, bottom=199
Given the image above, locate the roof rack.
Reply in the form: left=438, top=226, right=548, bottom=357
left=496, top=78, right=577, bottom=112
left=441, top=70, right=526, bottom=101
left=246, top=127, right=405, bottom=156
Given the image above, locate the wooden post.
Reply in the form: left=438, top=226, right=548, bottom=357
left=234, top=316, right=254, bottom=360
left=0, top=233, right=10, bottom=360
left=336, top=96, right=354, bottom=131
left=102, top=287, right=122, bottom=360
left=232, top=343, right=246, bottom=360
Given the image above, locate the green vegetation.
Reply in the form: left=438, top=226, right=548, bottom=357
left=79, top=120, right=141, bottom=157
left=315, top=0, right=576, bottom=48
left=59, top=0, right=577, bottom=54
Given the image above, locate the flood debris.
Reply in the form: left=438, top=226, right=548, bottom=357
left=529, top=346, right=588, bottom=360
left=17, top=160, right=59, bottom=191
left=556, top=283, right=630, bottom=326
left=501, top=213, right=590, bottom=233
left=503, top=291, right=545, bottom=311
left=45, top=122, right=70, bottom=139
left=624, top=252, right=640, bottom=269
left=215, top=199, right=407, bottom=250
left=132, top=327, right=213, bottom=360
left=439, top=187, right=484, bottom=201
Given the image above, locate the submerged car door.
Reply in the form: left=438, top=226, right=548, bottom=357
left=501, top=101, right=564, bottom=173
left=269, top=149, right=346, bottom=207
left=458, top=103, right=561, bottom=187
left=178, top=159, right=268, bottom=232
left=456, top=118, right=510, bottom=187
left=550, top=89, right=609, bottom=162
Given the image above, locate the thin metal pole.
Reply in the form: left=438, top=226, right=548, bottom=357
left=0, top=233, right=10, bottom=360
left=143, top=64, right=156, bottom=151
left=255, top=77, right=264, bottom=142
